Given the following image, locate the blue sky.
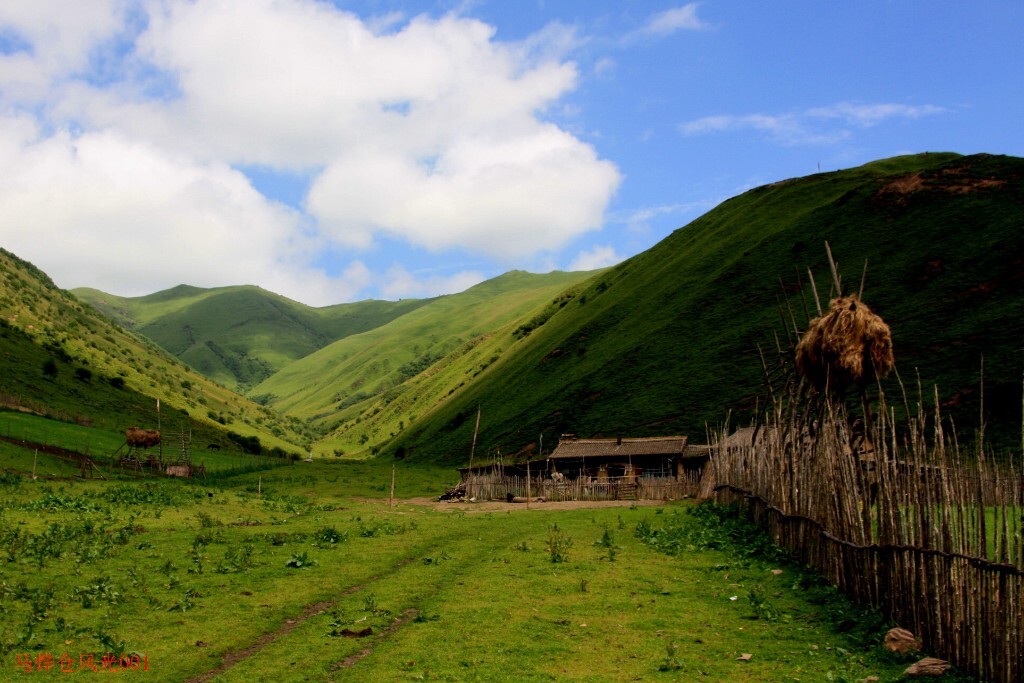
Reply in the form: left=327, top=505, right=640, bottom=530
left=0, top=1, right=1020, bottom=306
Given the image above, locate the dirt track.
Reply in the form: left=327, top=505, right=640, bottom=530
left=401, top=496, right=678, bottom=513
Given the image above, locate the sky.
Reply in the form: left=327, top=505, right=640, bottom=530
left=0, top=1, right=1020, bottom=307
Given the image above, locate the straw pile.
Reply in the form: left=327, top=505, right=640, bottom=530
left=126, top=427, right=161, bottom=448
left=795, top=294, right=894, bottom=391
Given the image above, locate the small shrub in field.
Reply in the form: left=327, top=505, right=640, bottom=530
left=312, top=526, right=347, bottom=548
left=659, top=639, right=683, bottom=672
left=215, top=544, right=257, bottom=573
left=166, top=589, right=201, bottom=613
left=595, top=526, right=619, bottom=561
left=747, top=586, right=783, bottom=622
left=195, top=511, right=223, bottom=528
left=72, top=576, right=123, bottom=608
left=547, top=524, right=573, bottom=563
left=286, top=552, right=316, bottom=568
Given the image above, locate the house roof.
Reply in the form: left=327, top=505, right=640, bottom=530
left=549, top=436, right=689, bottom=460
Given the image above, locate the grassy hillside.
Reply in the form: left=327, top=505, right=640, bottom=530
left=0, top=248, right=309, bottom=455
left=371, top=152, right=1024, bottom=463
left=74, top=285, right=432, bottom=390
left=253, top=270, right=598, bottom=439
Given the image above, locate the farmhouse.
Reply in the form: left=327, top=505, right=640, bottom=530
left=547, top=435, right=708, bottom=482
left=456, top=435, right=710, bottom=502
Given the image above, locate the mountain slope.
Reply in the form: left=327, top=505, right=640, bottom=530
left=74, top=285, right=432, bottom=390
left=367, top=152, right=1024, bottom=462
left=253, top=270, right=599, bottom=430
left=0, top=249, right=309, bottom=452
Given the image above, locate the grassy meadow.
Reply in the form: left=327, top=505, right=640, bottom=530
left=0, top=433, right=954, bottom=682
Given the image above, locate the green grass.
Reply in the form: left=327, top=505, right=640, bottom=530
left=0, top=249, right=310, bottom=455
left=0, top=462, right=961, bottom=682
left=253, top=270, right=597, bottom=431
left=0, top=410, right=295, bottom=476
left=75, top=285, right=434, bottom=391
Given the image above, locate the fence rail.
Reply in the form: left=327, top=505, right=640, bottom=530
left=464, top=471, right=702, bottom=502
left=706, top=398, right=1023, bottom=683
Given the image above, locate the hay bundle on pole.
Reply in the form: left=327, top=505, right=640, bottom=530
left=126, top=427, right=161, bottom=448
left=795, top=293, right=894, bottom=392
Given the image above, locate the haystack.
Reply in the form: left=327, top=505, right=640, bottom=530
left=126, top=427, right=161, bottom=448
left=795, top=294, right=894, bottom=392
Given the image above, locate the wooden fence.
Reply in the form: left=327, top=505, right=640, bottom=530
left=464, top=470, right=702, bottom=502
left=705, top=397, right=1023, bottom=683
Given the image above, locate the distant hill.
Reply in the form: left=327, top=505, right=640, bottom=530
left=363, top=152, right=1023, bottom=462
left=251, top=270, right=600, bottom=429
left=0, top=248, right=309, bottom=453
left=74, top=285, right=433, bottom=390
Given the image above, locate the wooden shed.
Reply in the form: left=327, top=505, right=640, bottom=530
left=458, top=435, right=710, bottom=502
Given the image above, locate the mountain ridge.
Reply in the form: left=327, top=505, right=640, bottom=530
left=23, top=150, right=1024, bottom=464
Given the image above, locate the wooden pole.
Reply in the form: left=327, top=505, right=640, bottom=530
left=825, top=240, right=842, bottom=296
left=807, top=267, right=823, bottom=316
left=389, top=462, right=396, bottom=509
left=257, top=477, right=261, bottom=500
left=32, top=449, right=38, bottom=480
left=526, top=458, right=531, bottom=510
left=467, top=405, right=481, bottom=499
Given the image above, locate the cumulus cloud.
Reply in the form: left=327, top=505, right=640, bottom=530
left=380, top=265, right=485, bottom=300
left=626, top=3, right=708, bottom=42
left=0, top=114, right=363, bottom=304
left=0, top=1, right=126, bottom=99
left=568, top=244, right=620, bottom=271
left=681, top=101, right=946, bottom=145
left=0, top=0, right=621, bottom=304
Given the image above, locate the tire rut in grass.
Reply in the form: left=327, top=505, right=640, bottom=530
left=184, top=555, right=417, bottom=683
left=329, top=607, right=419, bottom=672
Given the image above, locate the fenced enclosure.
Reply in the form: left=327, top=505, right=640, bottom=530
left=705, top=395, right=1023, bottom=683
left=463, top=469, right=702, bottom=502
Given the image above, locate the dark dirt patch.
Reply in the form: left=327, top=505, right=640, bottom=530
left=184, top=557, right=415, bottom=683
left=330, top=608, right=419, bottom=671
left=0, top=434, right=91, bottom=463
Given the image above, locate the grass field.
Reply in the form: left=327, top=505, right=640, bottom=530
left=0, top=454, right=956, bottom=682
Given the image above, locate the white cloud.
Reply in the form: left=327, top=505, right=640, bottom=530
left=568, top=244, right=620, bottom=271
left=380, top=265, right=485, bottom=300
left=308, top=124, right=620, bottom=257
left=680, top=101, right=945, bottom=145
left=0, top=1, right=126, bottom=99
left=0, top=1, right=621, bottom=304
left=0, top=116, right=361, bottom=306
left=806, top=102, right=946, bottom=126
left=643, top=4, right=708, bottom=35
left=593, top=57, right=616, bottom=77
left=618, top=201, right=714, bottom=238
left=626, top=4, right=708, bottom=42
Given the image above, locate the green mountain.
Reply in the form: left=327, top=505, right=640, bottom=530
left=252, top=270, right=599, bottom=434
left=0, top=248, right=309, bottom=454
left=73, top=285, right=432, bottom=390
left=361, top=152, right=1023, bottom=463
left=54, top=152, right=1024, bottom=465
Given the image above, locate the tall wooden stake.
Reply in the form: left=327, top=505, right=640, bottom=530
left=467, top=405, right=481, bottom=499
left=526, top=458, right=531, bottom=510
left=389, top=462, right=396, bottom=509
left=32, top=449, right=38, bottom=480
left=825, top=240, right=842, bottom=296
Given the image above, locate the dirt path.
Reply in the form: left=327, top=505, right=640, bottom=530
left=184, top=557, right=416, bottom=683
left=401, top=496, right=674, bottom=513
left=0, top=434, right=92, bottom=463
